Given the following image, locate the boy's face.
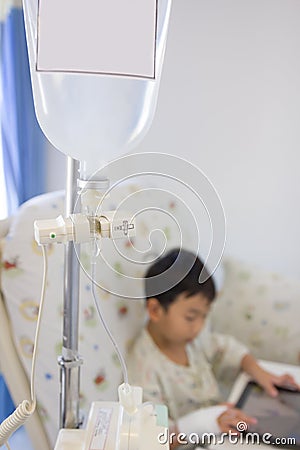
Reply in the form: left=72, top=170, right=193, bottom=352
left=149, top=292, right=211, bottom=346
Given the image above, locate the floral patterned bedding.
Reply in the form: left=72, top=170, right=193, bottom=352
left=1, top=189, right=299, bottom=446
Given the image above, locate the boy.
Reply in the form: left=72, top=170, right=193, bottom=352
left=127, top=248, right=299, bottom=448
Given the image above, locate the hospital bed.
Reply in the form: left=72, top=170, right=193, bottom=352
left=1, top=186, right=300, bottom=449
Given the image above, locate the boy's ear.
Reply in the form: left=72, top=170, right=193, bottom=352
left=147, top=297, right=164, bottom=321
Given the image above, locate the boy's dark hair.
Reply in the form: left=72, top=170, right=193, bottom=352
left=144, top=248, right=216, bottom=310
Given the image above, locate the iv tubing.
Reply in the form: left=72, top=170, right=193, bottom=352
left=0, top=245, right=48, bottom=447
left=90, top=243, right=129, bottom=387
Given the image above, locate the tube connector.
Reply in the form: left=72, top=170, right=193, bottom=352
left=118, top=383, right=143, bottom=415
left=34, top=214, right=90, bottom=245
left=34, top=211, right=135, bottom=245
left=98, top=211, right=136, bottom=239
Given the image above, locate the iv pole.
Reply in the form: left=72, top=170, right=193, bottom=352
left=58, top=156, right=82, bottom=429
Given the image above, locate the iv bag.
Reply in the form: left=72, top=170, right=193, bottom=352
left=23, top=0, right=172, bottom=176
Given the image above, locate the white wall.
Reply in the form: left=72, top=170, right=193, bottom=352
left=47, top=0, right=300, bottom=278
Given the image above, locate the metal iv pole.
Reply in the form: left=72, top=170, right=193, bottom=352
left=58, top=156, right=82, bottom=429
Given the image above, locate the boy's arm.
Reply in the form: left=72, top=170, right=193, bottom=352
left=200, top=329, right=249, bottom=380
left=202, top=329, right=299, bottom=396
left=173, top=404, right=227, bottom=448
left=241, top=353, right=300, bottom=396
left=173, top=404, right=257, bottom=448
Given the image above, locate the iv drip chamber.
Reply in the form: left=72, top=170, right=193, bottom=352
left=22, top=0, right=172, bottom=175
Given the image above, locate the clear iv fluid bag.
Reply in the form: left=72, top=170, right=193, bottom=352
left=23, top=0, right=172, bottom=175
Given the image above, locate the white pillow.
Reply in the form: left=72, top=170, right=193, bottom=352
left=211, top=257, right=300, bottom=366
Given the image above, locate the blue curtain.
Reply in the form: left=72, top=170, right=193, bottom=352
left=0, top=375, right=14, bottom=423
left=0, top=1, right=46, bottom=420
left=0, top=2, right=46, bottom=215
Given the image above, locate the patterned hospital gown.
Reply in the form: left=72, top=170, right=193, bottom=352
left=127, top=325, right=248, bottom=429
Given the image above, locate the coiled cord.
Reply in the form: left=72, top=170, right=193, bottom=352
left=0, top=400, right=35, bottom=446
left=0, top=245, right=48, bottom=447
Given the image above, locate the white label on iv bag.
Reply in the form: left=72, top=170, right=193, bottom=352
left=89, top=407, right=112, bottom=450
left=37, top=0, right=157, bottom=79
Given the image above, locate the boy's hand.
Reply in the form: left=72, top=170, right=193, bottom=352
left=217, top=407, right=257, bottom=433
left=253, top=368, right=300, bottom=397
left=241, top=354, right=300, bottom=397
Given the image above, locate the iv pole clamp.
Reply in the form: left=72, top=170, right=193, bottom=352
left=59, top=156, right=82, bottom=430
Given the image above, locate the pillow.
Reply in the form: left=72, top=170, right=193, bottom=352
left=210, top=257, right=300, bottom=366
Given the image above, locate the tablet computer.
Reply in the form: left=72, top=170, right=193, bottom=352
left=236, top=381, right=300, bottom=449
